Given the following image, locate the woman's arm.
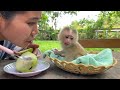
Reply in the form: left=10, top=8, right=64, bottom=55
left=0, top=45, right=14, bottom=55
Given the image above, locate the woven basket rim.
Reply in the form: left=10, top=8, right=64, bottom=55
left=49, top=57, right=117, bottom=69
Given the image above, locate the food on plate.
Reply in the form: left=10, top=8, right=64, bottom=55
left=15, top=51, right=38, bottom=73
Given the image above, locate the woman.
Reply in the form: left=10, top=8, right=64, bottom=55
left=0, top=11, right=42, bottom=60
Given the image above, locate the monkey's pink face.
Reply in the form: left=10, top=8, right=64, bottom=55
left=63, top=35, right=74, bottom=46
left=62, top=31, right=75, bottom=47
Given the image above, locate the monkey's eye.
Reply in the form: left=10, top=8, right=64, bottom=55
left=65, top=36, right=69, bottom=38
left=71, top=38, right=73, bottom=40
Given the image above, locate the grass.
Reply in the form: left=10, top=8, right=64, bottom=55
left=33, top=40, right=62, bottom=53
left=33, top=40, right=120, bottom=53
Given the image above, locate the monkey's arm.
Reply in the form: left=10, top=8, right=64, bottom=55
left=77, top=43, right=88, bottom=55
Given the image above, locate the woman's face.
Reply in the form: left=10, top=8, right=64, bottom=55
left=1, top=11, right=41, bottom=48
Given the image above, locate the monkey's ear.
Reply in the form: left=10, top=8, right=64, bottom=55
left=72, top=29, right=79, bottom=41
left=72, top=29, right=78, bottom=34
left=58, top=33, right=60, bottom=40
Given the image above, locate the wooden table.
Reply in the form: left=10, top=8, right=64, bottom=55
left=0, top=52, right=120, bottom=79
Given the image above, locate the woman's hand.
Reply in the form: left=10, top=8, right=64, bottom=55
left=13, top=44, right=41, bottom=59
left=27, top=44, right=41, bottom=56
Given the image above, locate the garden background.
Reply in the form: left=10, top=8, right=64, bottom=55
left=34, top=11, right=120, bottom=53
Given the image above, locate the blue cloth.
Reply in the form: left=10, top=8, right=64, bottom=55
left=43, top=48, right=113, bottom=67
left=43, top=50, right=64, bottom=61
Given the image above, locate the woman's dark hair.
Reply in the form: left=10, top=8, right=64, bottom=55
left=0, top=11, right=25, bottom=19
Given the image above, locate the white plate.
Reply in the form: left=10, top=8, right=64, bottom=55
left=3, top=60, right=50, bottom=77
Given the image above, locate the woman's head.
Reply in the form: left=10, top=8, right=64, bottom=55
left=0, top=11, right=26, bottom=20
left=0, top=11, right=41, bottom=48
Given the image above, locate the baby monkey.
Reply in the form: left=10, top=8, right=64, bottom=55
left=54, top=26, right=87, bottom=62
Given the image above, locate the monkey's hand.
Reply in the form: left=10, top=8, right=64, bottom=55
left=53, top=49, right=65, bottom=57
left=53, top=49, right=59, bottom=54
left=60, top=54, right=65, bottom=57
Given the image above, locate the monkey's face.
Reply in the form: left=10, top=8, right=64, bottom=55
left=62, top=30, right=76, bottom=47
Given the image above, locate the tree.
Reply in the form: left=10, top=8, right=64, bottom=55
left=37, top=11, right=78, bottom=40
left=38, top=11, right=49, bottom=30
left=70, top=20, right=83, bottom=30
left=96, top=11, right=120, bottom=30
left=45, top=11, right=78, bottom=30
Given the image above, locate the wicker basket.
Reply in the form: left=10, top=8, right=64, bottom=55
left=48, top=56, right=117, bottom=75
